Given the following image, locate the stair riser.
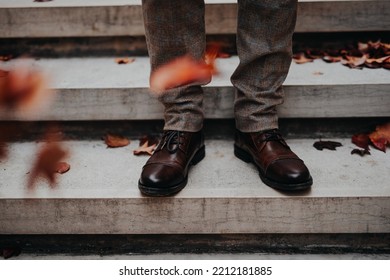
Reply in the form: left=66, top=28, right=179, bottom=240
left=1, top=197, right=389, bottom=234
left=1, top=2, right=389, bottom=38
left=0, top=85, right=389, bottom=121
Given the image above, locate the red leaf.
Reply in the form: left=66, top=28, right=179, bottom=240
left=56, top=162, right=70, bottom=174
left=369, top=123, right=390, bottom=152
left=313, top=140, right=342, bottom=151
left=352, top=133, right=370, bottom=150
left=104, top=134, right=130, bottom=148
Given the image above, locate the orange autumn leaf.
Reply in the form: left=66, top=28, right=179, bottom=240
left=293, top=53, right=313, bottom=64
left=115, top=57, right=135, bottom=64
left=104, top=134, right=130, bottom=148
left=139, top=135, right=159, bottom=146
left=27, top=141, right=69, bottom=189
left=0, top=64, right=53, bottom=115
left=149, top=45, right=220, bottom=94
left=150, top=56, right=211, bottom=93
left=369, top=123, right=390, bottom=152
left=133, top=141, right=157, bottom=156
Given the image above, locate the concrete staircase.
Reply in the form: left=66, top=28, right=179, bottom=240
left=0, top=0, right=389, bottom=251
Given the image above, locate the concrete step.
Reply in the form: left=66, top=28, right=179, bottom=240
left=0, top=0, right=389, bottom=38
left=0, top=56, right=389, bottom=121
left=0, top=138, right=389, bottom=234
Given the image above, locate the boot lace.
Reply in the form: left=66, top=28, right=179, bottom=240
left=159, top=130, right=184, bottom=153
left=258, top=129, right=289, bottom=148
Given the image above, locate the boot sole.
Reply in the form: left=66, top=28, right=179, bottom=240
left=234, top=144, right=312, bottom=191
left=138, top=145, right=206, bottom=197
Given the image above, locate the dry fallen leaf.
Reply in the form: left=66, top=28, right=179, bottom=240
left=352, top=133, right=370, bottom=150
left=133, top=141, right=157, bottom=156
left=293, top=53, right=314, bottom=64
left=313, top=71, right=323, bottom=76
left=139, top=135, right=159, bottom=146
left=369, top=123, right=390, bottom=152
left=351, top=149, right=371, bottom=157
left=115, top=57, right=135, bottom=65
left=27, top=140, right=69, bottom=189
left=56, top=162, right=70, bottom=174
left=383, top=56, right=390, bottom=70
left=341, top=55, right=367, bottom=69
left=322, top=55, right=343, bottom=63
left=313, top=140, right=342, bottom=151
left=104, top=134, right=130, bottom=148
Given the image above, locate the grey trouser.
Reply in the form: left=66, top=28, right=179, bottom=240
left=142, top=0, right=297, bottom=132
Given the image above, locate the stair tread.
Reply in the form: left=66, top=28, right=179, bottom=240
left=1, top=138, right=389, bottom=199
left=2, top=56, right=389, bottom=89
left=1, top=138, right=389, bottom=234
left=1, top=56, right=389, bottom=120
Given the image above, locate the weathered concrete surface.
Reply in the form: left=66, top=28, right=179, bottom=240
left=0, top=139, right=389, bottom=234
left=0, top=0, right=389, bottom=38
left=0, top=57, right=389, bottom=120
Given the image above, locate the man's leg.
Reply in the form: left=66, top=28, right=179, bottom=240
left=232, top=0, right=312, bottom=191
left=142, top=0, right=206, bottom=132
left=139, top=0, right=206, bottom=196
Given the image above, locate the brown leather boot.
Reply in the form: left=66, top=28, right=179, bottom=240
left=234, top=129, right=312, bottom=191
left=138, top=130, right=205, bottom=196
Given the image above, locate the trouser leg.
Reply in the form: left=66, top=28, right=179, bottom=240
left=142, top=0, right=206, bottom=132
left=231, top=0, right=297, bottom=132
